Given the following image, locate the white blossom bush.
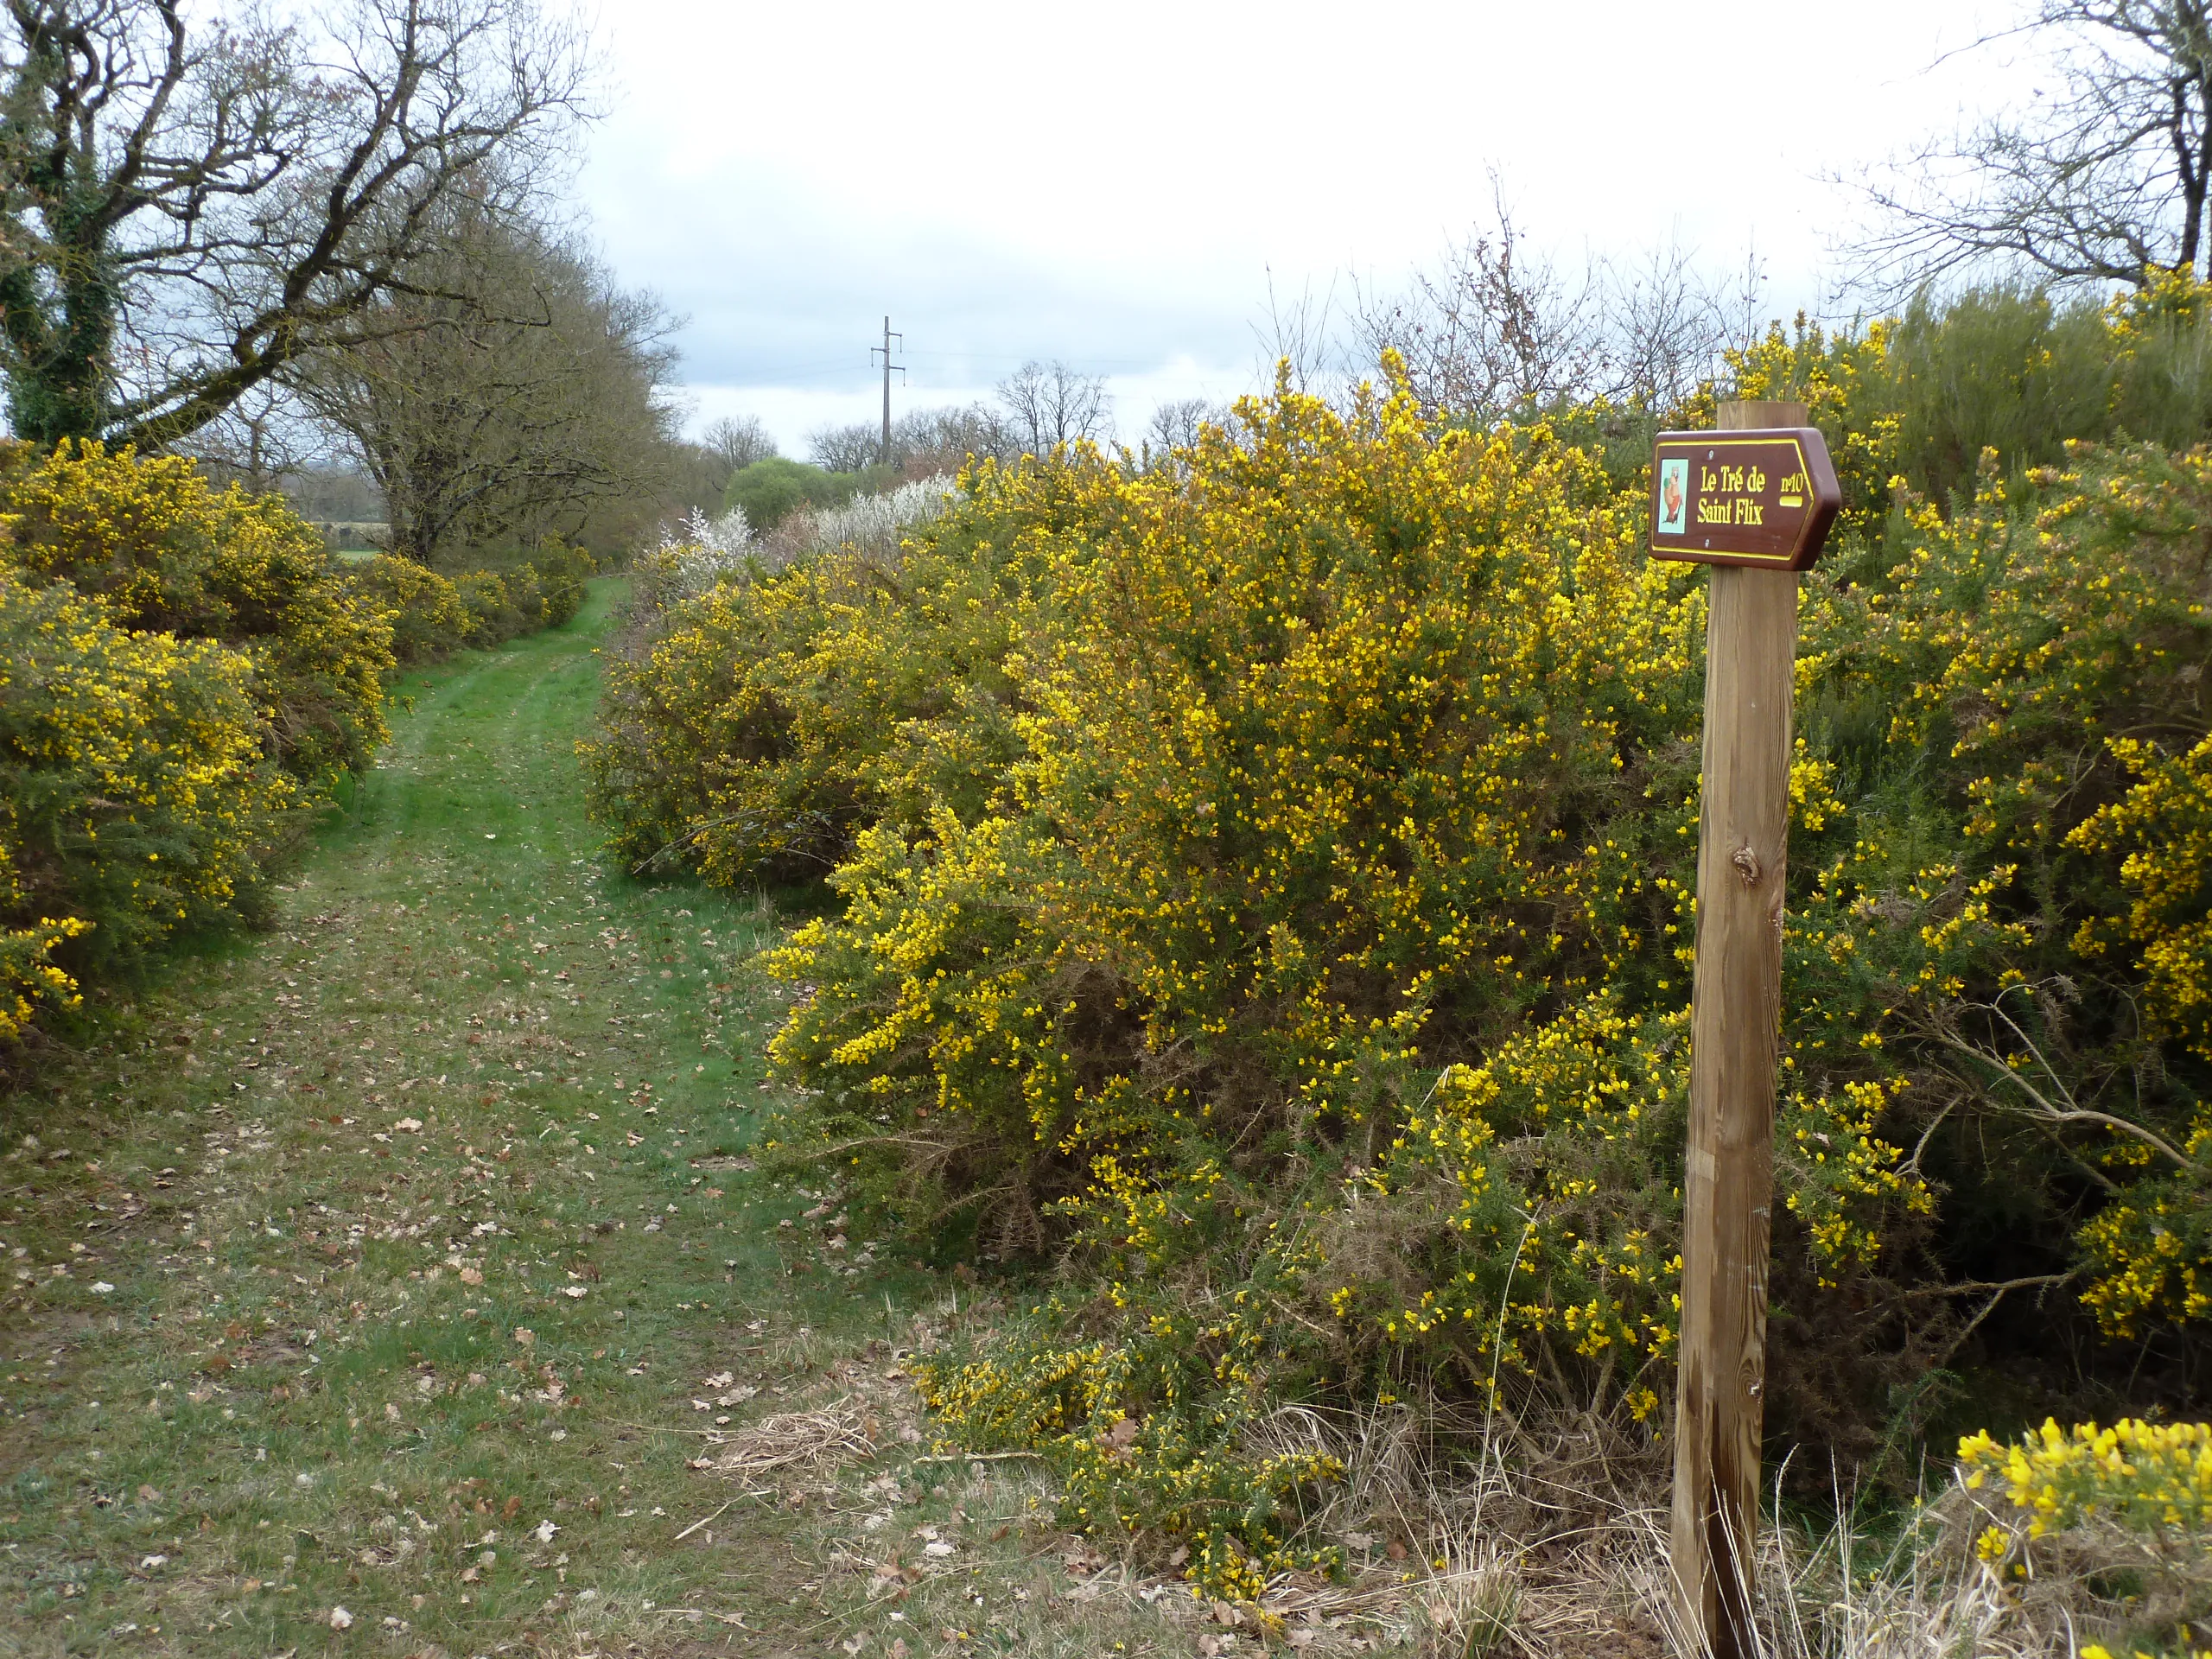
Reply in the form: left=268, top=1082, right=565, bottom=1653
left=804, top=474, right=957, bottom=561
left=665, top=505, right=756, bottom=592
left=627, top=506, right=757, bottom=614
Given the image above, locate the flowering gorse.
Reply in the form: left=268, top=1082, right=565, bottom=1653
left=0, top=439, right=393, bottom=779
left=1960, top=1418, right=2212, bottom=1540
left=592, top=331, right=2212, bottom=1575
left=0, top=570, right=301, bottom=1035
left=0, top=441, right=406, bottom=1046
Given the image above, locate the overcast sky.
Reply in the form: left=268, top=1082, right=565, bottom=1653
left=572, top=1, right=2034, bottom=456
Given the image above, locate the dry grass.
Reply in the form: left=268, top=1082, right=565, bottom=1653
left=709, top=1395, right=878, bottom=1478
left=1161, top=1392, right=2209, bottom=1657
left=1648, top=1478, right=2212, bottom=1659
left=652, top=1287, right=2210, bottom=1658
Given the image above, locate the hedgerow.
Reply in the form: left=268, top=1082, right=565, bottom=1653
left=582, top=473, right=1020, bottom=880
left=0, top=441, right=425, bottom=1052
left=438, top=540, right=591, bottom=652
left=352, top=554, right=476, bottom=662
left=0, top=437, right=593, bottom=1052
left=591, top=327, right=2212, bottom=1588
left=0, top=570, right=301, bottom=1040
left=0, top=440, right=393, bottom=779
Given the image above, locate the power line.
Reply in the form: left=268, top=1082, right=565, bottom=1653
left=898, top=348, right=1176, bottom=369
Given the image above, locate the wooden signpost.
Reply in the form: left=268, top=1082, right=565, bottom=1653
left=1650, top=402, right=1840, bottom=1658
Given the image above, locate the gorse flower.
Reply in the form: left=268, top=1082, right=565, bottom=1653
left=1960, top=1418, right=2212, bottom=1540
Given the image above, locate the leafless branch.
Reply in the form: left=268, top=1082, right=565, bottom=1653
left=1843, top=0, right=2212, bottom=297
left=0, top=0, right=593, bottom=446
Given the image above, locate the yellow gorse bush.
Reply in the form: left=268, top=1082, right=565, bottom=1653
left=1960, top=1418, right=2212, bottom=1539
left=348, top=544, right=588, bottom=665
left=0, top=570, right=301, bottom=1028
left=0, top=439, right=392, bottom=779
left=353, top=554, right=476, bottom=662
left=0, top=441, right=394, bottom=1048
left=594, top=334, right=2212, bottom=1577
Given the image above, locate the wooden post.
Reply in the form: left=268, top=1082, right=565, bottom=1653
left=1669, top=398, right=1805, bottom=1658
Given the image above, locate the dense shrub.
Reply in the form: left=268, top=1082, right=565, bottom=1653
left=351, top=554, right=475, bottom=662
left=1732, top=271, right=2212, bottom=524
left=435, top=542, right=592, bottom=649
left=449, top=569, right=516, bottom=642
left=0, top=570, right=302, bottom=1039
left=722, top=455, right=878, bottom=532
left=620, top=508, right=758, bottom=617
left=530, top=537, right=592, bottom=628
left=498, top=562, right=545, bottom=635
left=0, top=441, right=393, bottom=779
left=582, top=475, right=1008, bottom=879
left=0, top=441, right=415, bottom=1051
left=591, top=318, right=2212, bottom=1586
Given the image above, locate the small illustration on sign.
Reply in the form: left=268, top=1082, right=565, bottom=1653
left=1657, top=457, right=1688, bottom=534
left=1648, top=427, right=1841, bottom=570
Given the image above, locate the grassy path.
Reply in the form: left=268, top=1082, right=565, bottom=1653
left=0, top=582, right=1180, bottom=1658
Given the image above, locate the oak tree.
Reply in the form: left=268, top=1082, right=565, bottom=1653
left=0, top=0, right=588, bottom=447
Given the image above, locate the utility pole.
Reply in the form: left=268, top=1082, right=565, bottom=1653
left=871, top=316, right=906, bottom=466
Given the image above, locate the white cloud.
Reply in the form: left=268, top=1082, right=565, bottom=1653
left=572, top=0, right=2036, bottom=445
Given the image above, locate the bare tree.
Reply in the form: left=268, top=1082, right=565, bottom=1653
left=181, top=378, right=328, bottom=493
left=1142, top=397, right=1221, bottom=464
left=994, top=359, right=1111, bottom=454
left=300, top=200, right=678, bottom=565
left=901, top=403, right=1020, bottom=467
left=894, top=403, right=1000, bottom=467
left=806, top=420, right=880, bottom=474
left=1351, top=185, right=1764, bottom=423
left=0, top=0, right=589, bottom=448
left=1253, top=266, right=1343, bottom=397
left=1351, top=181, right=1606, bottom=422
left=702, top=414, right=775, bottom=477
left=1853, top=2, right=2212, bottom=293
left=1599, top=235, right=1768, bottom=413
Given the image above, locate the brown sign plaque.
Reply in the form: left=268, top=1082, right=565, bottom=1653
left=1649, top=427, right=1841, bottom=570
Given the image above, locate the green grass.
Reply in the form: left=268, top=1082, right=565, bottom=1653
left=0, top=580, right=1189, bottom=1657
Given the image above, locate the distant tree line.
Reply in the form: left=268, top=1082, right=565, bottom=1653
left=704, top=359, right=1240, bottom=535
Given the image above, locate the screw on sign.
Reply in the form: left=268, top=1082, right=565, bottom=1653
left=1651, top=402, right=1838, bottom=1659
